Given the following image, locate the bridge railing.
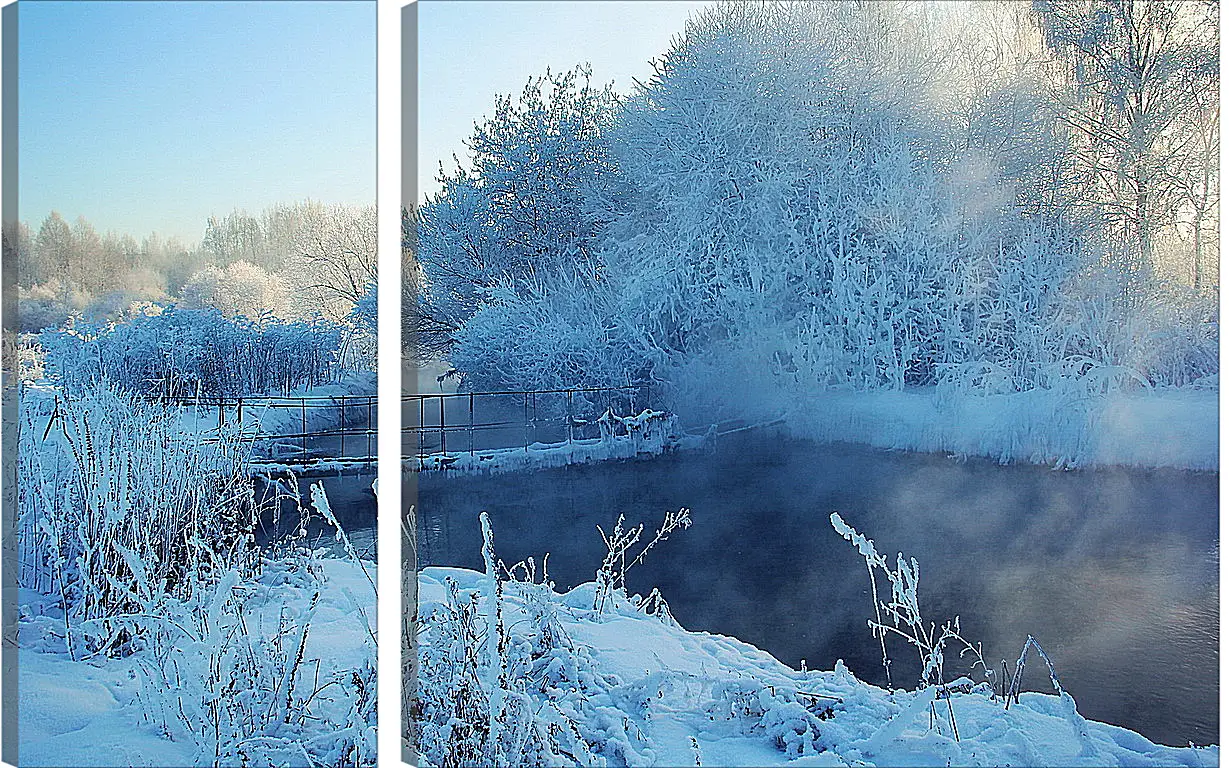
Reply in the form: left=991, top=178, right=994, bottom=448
left=402, top=385, right=646, bottom=459
left=168, top=384, right=649, bottom=465
left=168, top=393, right=378, bottom=460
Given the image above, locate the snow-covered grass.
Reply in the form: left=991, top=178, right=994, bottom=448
left=15, top=379, right=377, bottom=767
left=15, top=383, right=259, bottom=650
left=19, top=552, right=376, bottom=767
left=17, top=476, right=377, bottom=767
left=412, top=514, right=1219, bottom=766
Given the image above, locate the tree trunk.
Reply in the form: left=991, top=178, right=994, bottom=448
left=1193, top=210, right=1204, bottom=292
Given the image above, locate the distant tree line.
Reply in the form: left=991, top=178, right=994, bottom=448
left=9, top=201, right=376, bottom=332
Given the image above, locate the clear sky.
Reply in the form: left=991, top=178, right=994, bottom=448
left=18, top=0, right=376, bottom=243
left=415, top=0, right=710, bottom=204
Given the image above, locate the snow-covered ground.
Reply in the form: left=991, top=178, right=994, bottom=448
left=678, top=386, right=1218, bottom=471
left=14, top=373, right=379, bottom=767
left=18, top=556, right=376, bottom=767
left=416, top=567, right=1218, bottom=767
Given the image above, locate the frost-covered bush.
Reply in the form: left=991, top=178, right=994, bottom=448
left=415, top=513, right=620, bottom=767
left=1106, top=284, right=1218, bottom=388
left=830, top=510, right=1094, bottom=748
left=179, top=260, right=291, bottom=320
left=16, top=384, right=258, bottom=657
left=41, top=306, right=348, bottom=398
left=132, top=487, right=377, bottom=768
left=3, top=332, right=45, bottom=381
left=448, top=269, right=644, bottom=394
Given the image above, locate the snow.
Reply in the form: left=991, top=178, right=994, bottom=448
left=685, top=386, right=1219, bottom=471
left=18, top=651, right=195, bottom=768
left=407, top=409, right=706, bottom=475
left=416, top=567, right=1219, bottom=767
left=18, top=555, right=376, bottom=767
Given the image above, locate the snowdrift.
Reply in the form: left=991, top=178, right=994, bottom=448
left=416, top=566, right=1218, bottom=767
left=18, top=556, right=376, bottom=767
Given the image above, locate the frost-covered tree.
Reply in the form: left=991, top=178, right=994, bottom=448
left=411, top=64, right=624, bottom=360
left=602, top=1, right=1085, bottom=395
left=1173, top=94, right=1219, bottom=291
left=417, top=0, right=1214, bottom=399
left=285, top=202, right=377, bottom=323
left=35, top=212, right=74, bottom=287
left=201, top=210, right=269, bottom=268
left=179, top=261, right=290, bottom=320
left=1032, top=0, right=1219, bottom=292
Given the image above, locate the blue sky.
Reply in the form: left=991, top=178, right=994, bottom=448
left=415, top=0, right=710, bottom=203
left=18, top=0, right=375, bottom=242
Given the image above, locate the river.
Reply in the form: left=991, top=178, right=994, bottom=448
left=414, top=429, right=1218, bottom=747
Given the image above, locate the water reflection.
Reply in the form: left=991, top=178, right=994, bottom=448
left=417, top=431, right=1218, bottom=746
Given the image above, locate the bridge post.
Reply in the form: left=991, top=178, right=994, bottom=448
left=439, top=395, right=446, bottom=454
left=469, top=392, right=475, bottom=455
left=340, top=396, right=346, bottom=458
left=567, top=390, right=574, bottom=445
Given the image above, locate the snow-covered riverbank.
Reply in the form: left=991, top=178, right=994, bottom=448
left=415, top=566, right=1217, bottom=767
left=678, top=385, right=1218, bottom=471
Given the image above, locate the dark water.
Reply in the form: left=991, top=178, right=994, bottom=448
left=254, top=473, right=378, bottom=560
left=253, top=406, right=378, bottom=560
left=415, top=431, right=1218, bottom=747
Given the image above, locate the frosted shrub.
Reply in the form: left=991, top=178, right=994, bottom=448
left=17, top=383, right=258, bottom=656
left=134, top=483, right=377, bottom=768
left=830, top=513, right=993, bottom=695
left=831, top=511, right=1091, bottom=747
left=415, top=513, right=612, bottom=767
left=594, top=508, right=692, bottom=615
left=1119, top=286, right=1218, bottom=388
left=2, top=331, right=45, bottom=380
left=42, top=306, right=348, bottom=398
left=448, top=268, right=643, bottom=395
left=17, top=387, right=378, bottom=765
